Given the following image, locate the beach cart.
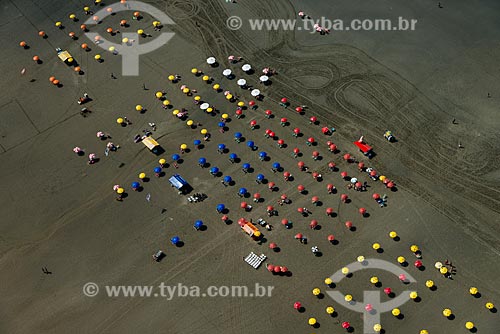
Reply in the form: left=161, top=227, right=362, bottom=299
left=353, top=139, right=374, bottom=158
left=142, top=136, right=162, bottom=155
left=56, top=48, right=74, bottom=64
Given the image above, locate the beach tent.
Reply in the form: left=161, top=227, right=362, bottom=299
left=169, top=174, right=189, bottom=191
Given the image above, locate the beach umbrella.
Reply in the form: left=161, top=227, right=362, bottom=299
left=265, top=109, right=272, bottom=117
left=206, top=56, right=216, bottom=65
left=486, top=302, right=495, bottom=310
left=355, top=181, right=362, bottom=188
left=295, top=106, right=303, bottom=113
left=186, top=120, right=194, bottom=127
left=267, top=264, right=275, bottom=272
left=283, top=171, right=291, bottom=179
left=113, top=185, right=121, bottom=191
left=259, top=75, right=269, bottom=82
left=159, top=158, right=166, bottom=165
left=384, top=288, right=392, bottom=295
left=312, top=151, right=320, bottom=158
left=370, top=276, right=379, bottom=284
left=298, top=161, right=305, bottom=169
left=415, top=260, right=423, bottom=268
left=312, top=288, right=321, bottom=296
left=259, top=151, right=267, bottom=159
left=210, top=167, right=219, bottom=175
left=294, top=233, right=303, bottom=239
left=365, top=304, right=373, bottom=312
left=131, top=182, right=140, bottom=190
left=154, top=167, right=162, bottom=175
left=399, top=274, right=407, bottom=281
left=308, top=318, right=316, bottom=326
left=312, top=196, right=319, bottom=203
left=391, top=308, right=400, bottom=316
left=326, top=208, right=334, bottom=215
left=237, top=218, right=246, bottom=226
left=410, top=244, right=419, bottom=252
left=307, top=137, right=315, bottom=144
left=225, top=94, right=233, bottom=100
left=373, top=324, right=382, bottom=332
left=373, top=193, right=380, bottom=200
left=223, top=176, right=232, bottom=184
left=387, top=181, right=395, bottom=188
left=340, top=194, right=348, bottom=202
left=193, top=139, right=201, bottom=147
left=217, top=122, right=225, bottom=129
left=180, top=144, right=188, bottom=150
left=194, top=220, right=203, bottom=229
left=198, top=157, right=207, bottom=166
left=389, top=231, right=398, bottom=239
left=440, top=267, right=448, bottom=274
left=293, top=148, right=300, bottom=155
left=370, top=170, right=377, bottom=177
left=372, top=243, right=381, bottom=250
left=235, top=109, right=243, bottom=117
left=342, top=322, right=350, bottom=329
left=325, top=278, right=333, bottom=285
left=223, top=69, right=231, bottom=76
left=218, top=144, right=226, bottom=151
left=309, top=220, right=318, bottom=229
left=465, top=322, right=474, bottom=330
left=273, top=266, right=281, bottom=273
left=293, top=128, right=301, bottom=135
left=251, top=89, right=260, bottom=97
left=343, top=153, right=351, bottom=161
left=359, top=208, right=367, bottom=215
left=237, top=79, right=247, bottom=86
left=139, top=173, right=146, bottom=180
left=469, top=287, right=478, bottom=295
left=172, top=154, right=180, bottom=161
left=256, top=174, right=265, bottom=181
left=442, top=308, right=452, bottom=317
left=277, top=139, right=285, bottom=147
left=281, top=97, right=288, bottom=103
left=242, top=64, right=251, bottom=71
left=281, top=219, right=289, bottom=226
left=328, top=162, right=336, bottom=169
left=116, top=188, right=124, bottom=194
left=310, top=116, right=317, bottom=123
left=171, top=236, right=180, bottom=245
left=341, top=267, right=349, bottom=275
left=240, top=201, right=248, bottom=209
left=242, top=163, right=250, bottom=170
left=409, top=291, right=418, bottom=299
left=272, top=162, right=280, bottom=170
left=239, top=188, right=248, bottom=195
left=247, top=141, right=255, bottom=148
left=249, top=120, right=257, bottom=128
left=345, top=221, right=353, bottom=229
left=293, top=302, right=302, bottom=310
left=340, top=171, right=348, bottom=178
left=357, top=255, right=365, bottom=263
left=200, top=103, right=209, bottom=110
left=434, top=261, right=443, bottom=269
left=322, top=127, right=330, bottom=134
left=425, top=280, right=434, bottom=288
left=248, top=101, right=256, bottom=107
left=216, top=204, right=225, bottom=212
left=297, top=207, right=304, bottom=214
left=268, top=182, right=275, bottom=190
left=297, top=185, right=305, bottom=192
left=420, top=331, right=429, bottom=334
left=267, top=205, right=274, bottom=212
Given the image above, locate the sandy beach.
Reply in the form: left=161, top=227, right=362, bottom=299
left=1, top=0, right=499, bottom=333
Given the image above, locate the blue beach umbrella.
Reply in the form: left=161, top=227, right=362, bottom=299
left=223, top=175, right=232, bottom=183
left=273, top=162, right=281, bottom=170
left=193, top=139, right=201, bottom=146
left=171, top=236, right=180, bottom=245
left=198, top=157, right=207, bottom=165
left=194, top=220, right=203, bottom=229
left=239, top=187, right=248, bottom=195
left=242, top=163, right=250, bottom=170
left=234, top=132, right=242, bottom=139
left=216, top=204, right=225, bottom=212
left=131, top=181, right=140, bottom=189
left=218, top=144, right=226, bottom=150
left=210, top=167, right=219, bottom=174
left=247, top=141, right=255, bottom=148
left=172, top=154, right=180, bottom=161
left=256, top=174, right=265, bottom=181
left=153, top=167, right=162, bottom=174
left=218, top=122, right=225, bottom=127
left=259, top=151, right=267, bottom=158
left=229, top=153, right=238, bottom=160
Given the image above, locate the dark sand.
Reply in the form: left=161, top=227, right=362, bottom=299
left=1, top=0, right=499, bottom=333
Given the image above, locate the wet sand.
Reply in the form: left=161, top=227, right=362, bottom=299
left=1, top=0, right=499, bottom=333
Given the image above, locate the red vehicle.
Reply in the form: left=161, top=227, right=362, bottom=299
left=353, top=136, right=374, bottom=158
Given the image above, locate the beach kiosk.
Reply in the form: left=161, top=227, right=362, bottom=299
left=56, top=48, right=74, bottom=64
left=169, top=174, right=189, bottom=194
left=241, top=221, right=262, bottom=240
left=142, top=136, right=163, bottom=155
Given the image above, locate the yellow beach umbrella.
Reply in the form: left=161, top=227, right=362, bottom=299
left=206, top=107, right=213, bottom=113
left=108, top=46, right=115, bottom=52
left=122, top=37, right=129, bottom=43
left=420, top=330, right=428, bottom=334
left=357, top=255, right=365, bottom=263
left=370, top=276, right=379, bottom=284
left=341, top=267, right=349, bottom=275
left=221, top=113, right=229, bottom=120
left=213, top=83, right=220, bottom=90
left=379, top=175, right=386, bottom=181
left=410, top=244, right=419, bottom=252
left=116, top=187, right=124, bottom=194
left=465, top=322, right=474, bottom=330
left=409, top=291, right=418, bottom=299
left=308, top=318, right=316, bottom=326
left=116, top=117, right=124, bottom=124
left=186, top=120, right=194, bottom=126
left=137, top=29, right=144, bottom=35
left=55, top=21, right=62, bottom=27
left=152, top=21, right=160, bottom=27
left=425, top=280, right=434, bottom=288
left=135, top=105, right=143, bottom=111
left=182, top=87, right=190, bottom=94
left=389, top=231, right=398, bottom=239
left=469, top=287, right=478, bottom=295
left=191, top=68, right=198, bottom=74
left=237, top=101, right=245, bottom=107
left=372, top=242, right=381, bottom=250
left=168, top=75, right=175, bottom=81
left=155, top=91, right=163, bottom=98
left=373, top=324, right=382, bottom=332
left=324, top=278, right=333, bottom=285
left=202, top=75, right=209, bottom=81
left=159, top=158, right=166, bottom=165
left=225, top=94, right=233, bottom=100
left=94, top=54, right=101, bottom=60
left=397, top=256, right=406, bottom=264
left=391, top=308, right=400, bottom=316
left=194, top=95, right=201, bottom=101
left=486, top=302, right=495, bottom=310
left=326, top=306, right=334, bottom=314
left=180, top=144, right=187, bottom=150
left=173, top=109, right=180, bottom=116
left=200, top=129, right=208, bottom=135
left=312, top=288, right=320, bottom=296
left=442, top=308, right=452, bottom=317
left=163, top=100, right=170, bottom=106
left=440, top=267, right=448, bottom=274
left=139, top=173, right=146, bottom=179
left=344, top=294, right=353, bottom=302
left=69, top=13, right=76, bottom=20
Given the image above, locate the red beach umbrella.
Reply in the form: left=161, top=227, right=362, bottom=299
left=307, top=137, right=315, bottom=144
left=269, top=131, right=276, bottom=137
left=359, top=207, right=367, bottom=215
left=281, top=97, right=288, bottom=103
left=250, top=120, right=257, bottom=127
left=355, top=182, right=362, bottom=188
left=267, top=264, right=275, bottom=272
left=293, top=128, right=301, bottom=135
left=329, top=144, right=337, bottom=152
left=340, top=171, right=348, bottom=178
left=235, top=109, right=243, bottom=116
left=293, top=147, right=300, bottom=154
left=342, top=322, right=350, bottom=329
left=341, top=194, right=348, bottom=202
left=280, top=117, right=287, bottom=123
left=414, top=260, right=423, bottom=268
left=312, top=151, right=319, bottom=157
left=358, top=162, right=365, bottom=169
left=277, top=139, right=285, bottom=145
left=297, top=185, right=305, bottom=192
left=293, top=302, right=302, bottom=310
left=311, top=196, right=319, bottom=203
left=387, top=182, right=395, bottom=188
left=327, top=234, right=335, bottom=241
left=328, top=162, right=336, bottom=168
left=372, top=193, right=380, bottom=200
left=297, top=207, right=304, bottom=213
left=326, top=207, right=334, bottom=215
left=280, top=194, right=288, bottom=200
left=240, top=202, right=248, bottom=209
left=295, top=106, right=303, bottom=113
left=248, top=100, right=255, bottom=106
left=265, top=110, right=272, bottom=116
left=322, top=127, right=330, bottom=134
left=269, top=242, right=278, bottom=249
left=265, top=128, right=272, bottom=135
left=238, top=218, right=246, bottom=226
left=298, top=161, right=305, bottom=169
left=345, top=221, right=353, bottom=229
left=266, top=205, right=274, bottom=211
left=273, top=266, right=281, bottom=273
left=221, top=215, right=229, bottom=221
left=283, top=171, right=291, bottom=178
left=312, top=172, right=319, bottom=179
left=268, top=182, right=275, bottom=190
left=370, top=170, right=377, bottom=177
left=281, top=266, right=288, bottom=273
left=384, top=287, right=392, bottom=295
left=295, top=233, right=303, bottom=239
left=310, top=116, right=317, bottom=123
left=310, top=220, right=318, bottom=229
left=343, top=153, right=351, bottom=161
left=253, top=193, right=261, bottom=199
left=281, top=219, right=289, bottom=225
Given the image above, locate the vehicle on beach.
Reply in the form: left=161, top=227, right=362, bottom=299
left=152, top=250, right=165, bottom=262
left=241, top=221, right=262, bottom=240
left=142, top=136, right=163, bottom=155
left=353, top=137, right=375, bottom=159
left=384, top=130, right=396, bottom=142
